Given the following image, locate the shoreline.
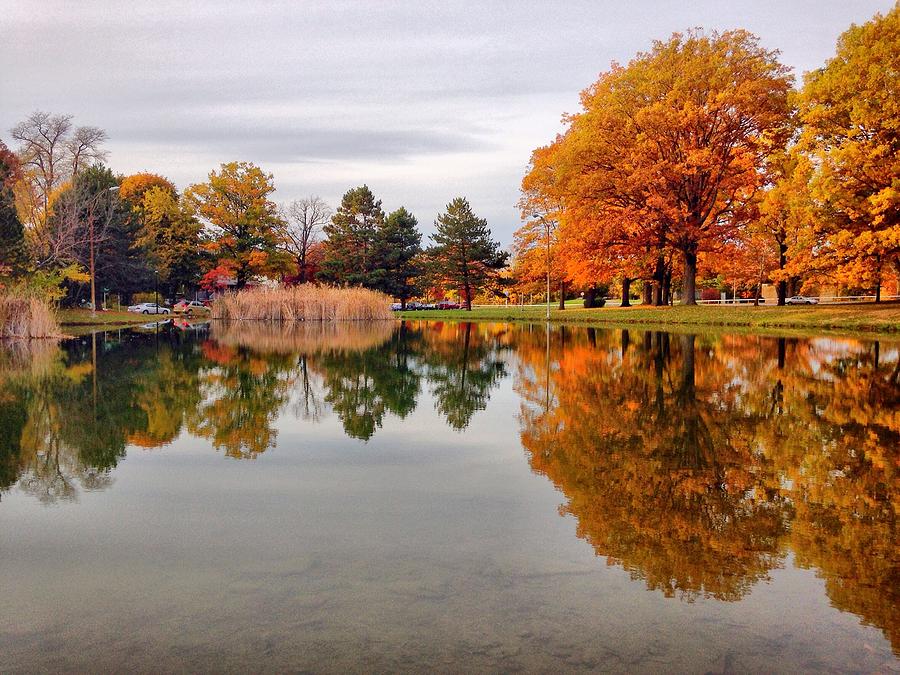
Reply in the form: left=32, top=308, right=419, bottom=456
left=396, top=303, right=900, bottom=338
left=51, top=304, right=900, bottom=340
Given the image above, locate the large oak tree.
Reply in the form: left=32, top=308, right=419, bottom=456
left=525, top=30, right=793, bottom=304
left=794, top=4, right=900, bottom=301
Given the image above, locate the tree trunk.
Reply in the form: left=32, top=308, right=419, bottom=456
left=663, top=269, right=672, bottom=306
left=642, top=282, right=652, bottom=306
left=235, top=265, right=248, bottom=290
left=558, top=280, right=566, bottom=310
left=584, top=286, right=597, bottom=309
left=874, top=256, right=882, bottom=303
left=681, top=250, right=697, bottom=305
left=620, top=277, right=631, bottom=307
left=776, top=241, right=788, bottom=306
left=652, top=255, right=665, bottom=306
left=463, top=282, right=472, bottom=310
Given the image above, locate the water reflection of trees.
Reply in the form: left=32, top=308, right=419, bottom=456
left=515, top=328, right=899, bottom=652
left=0, top=333, right=198, bottom=502
left=317, top=324, right=422, bottom=440
left=0, top=320, right=510, bottom=495
left=421, top=322, right=508, bottom=430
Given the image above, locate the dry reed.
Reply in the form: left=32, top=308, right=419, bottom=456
left=210, top=320, right=394, bottom=354
left=211, top=285, right=394, bottom=322
left=0, top=292, right=61, bottom=339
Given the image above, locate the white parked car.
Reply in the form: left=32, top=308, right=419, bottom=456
left=128, top=302, right=170, bottom=314
left=785, top=295, right=819, bottom=305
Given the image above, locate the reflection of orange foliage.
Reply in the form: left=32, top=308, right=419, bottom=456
left=515, top=327, right=899, bottom=651
left=188, top=347, right=298, bottom=459
left=201, top=341, right=237, bottom=365
left=63, top=362, right=94, bottom=382
left=127, top=431, right=167, bottom=448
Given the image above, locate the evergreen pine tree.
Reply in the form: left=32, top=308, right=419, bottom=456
left=427, top=197, right=508, bottom=310
left=374, top=207, right=422, bottom=306
left=318, top=185, right=384, bottom=287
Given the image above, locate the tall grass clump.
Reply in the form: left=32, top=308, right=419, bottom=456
left=0, top=291, right=60, bottom=339
left=212, top=285, right=394, bottom=322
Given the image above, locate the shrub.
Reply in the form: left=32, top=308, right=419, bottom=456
left=211, top=285, right=393, bottom=322
left=0, top=291, right=60, bottom=339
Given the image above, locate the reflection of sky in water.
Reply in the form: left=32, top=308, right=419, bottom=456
left=0, top=322, right=897, bottom=672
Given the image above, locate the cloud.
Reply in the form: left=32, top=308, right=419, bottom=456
left=116, top=122, right=495, bottom=163
left=2, top=0, right=895, bottom=244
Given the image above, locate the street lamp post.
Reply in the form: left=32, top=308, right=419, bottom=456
left=88, top=210, right=97, bottom=317
left=532, top=213, right=552, bottom=322
left=88, top=185, right=119, bottom=317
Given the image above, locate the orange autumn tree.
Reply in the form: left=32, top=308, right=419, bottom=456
left=118, top=172, right=176, bottom=205
left=509, top=220, right=566, bottom=305
left=185, top=161, right=289, bottom=289
left=525, top=30, right=793, bottom=304
left=520, top=137, right=630, bottom=306
left=515, top=144, right=575, bottom=307
left=755, top=149, right=813, bottom=304
left=512, top=164, right=573, bottom=306
left=793, top=4, right=900, bottom=300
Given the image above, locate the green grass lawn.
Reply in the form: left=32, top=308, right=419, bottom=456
left=57, top=308, right=169, bottom=327
left=56, top=303, right=900, bottom=337
left=397, top=302, right=900, bottom=335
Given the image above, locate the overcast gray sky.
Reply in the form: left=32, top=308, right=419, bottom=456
left=1, top=0, right=894, bottom=244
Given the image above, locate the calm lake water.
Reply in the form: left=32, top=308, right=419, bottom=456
left=1, top=320, right=898, bottom=673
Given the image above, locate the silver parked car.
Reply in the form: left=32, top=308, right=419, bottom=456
left=785, top=295, right=819, bottom=305
left=128, top=302, right=170, bottom=314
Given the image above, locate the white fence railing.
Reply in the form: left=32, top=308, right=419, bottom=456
left=697, top=295, right=899, bottom=305
left=468, top=294, right=898, bottom=308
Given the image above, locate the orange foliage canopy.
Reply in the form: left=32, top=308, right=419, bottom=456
left=118, top=172, right=176, bottom=206
left=520, top=30, right=793, bottom=303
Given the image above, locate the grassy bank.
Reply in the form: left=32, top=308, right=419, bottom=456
left=397, top=303, right=900, bottom=335
left=57, top=309, right=166, bottom=327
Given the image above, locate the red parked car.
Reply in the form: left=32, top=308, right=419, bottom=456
left=436, top=301, right=461, bottom=310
